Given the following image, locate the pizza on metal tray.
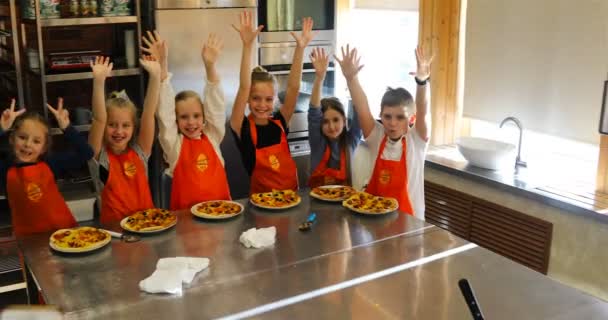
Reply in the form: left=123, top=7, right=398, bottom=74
left=196, top=200, right=242, bottom=216
left=310, top=185, right=356, bottom=201
left=342, top=192, right=398, bottom=214
left=250, top=189, right=301, bottom=208
left=50, top=227, right=110, bottom=250
left=123, top=208, right=177, bottom=232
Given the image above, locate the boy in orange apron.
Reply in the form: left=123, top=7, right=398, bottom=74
left=145, top=31, right=231, bottom=210
left=89, top=55, right=160, bottom=224
left=336, top=45, right=433, bottom=219
left=0, top=98, right=93, bottom=236
left=307, top=48, right=363, bottom=188
left=230, top=12, right=316, bottom=194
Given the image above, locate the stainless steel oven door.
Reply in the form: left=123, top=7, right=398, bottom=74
left=258, top=0, right=336, bottom=43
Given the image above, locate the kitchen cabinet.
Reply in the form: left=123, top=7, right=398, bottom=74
left=425, top=181, right=553, bottom=274
left=21, top=0, right=143, bottom=134
left=0, top=0, right=24, bottom=107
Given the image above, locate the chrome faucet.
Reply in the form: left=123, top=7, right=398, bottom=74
left=499, top=117, right=527, bottom=168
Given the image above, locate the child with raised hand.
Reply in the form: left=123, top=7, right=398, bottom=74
left=335, top=45, right=433, bottom=219
left=89, top=55, right=161, bottom=224
left=230, top=11, right=315, bottom=194
left=308, top=47, right=362, bottom=188
left=143, top=30, right=231, bottom=210
left=0, top=98, right=94, bottom=236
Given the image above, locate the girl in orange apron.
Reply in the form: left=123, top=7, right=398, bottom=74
left=229, top=12, right=316, bottom=194
left=365, top=136, right=415, bottom=215
left=0, top=98, right=94, bottom=236
left=89, top=55, right=160, bottom=223
left=147, top=32, right=231, bottom=210
left=307, top=48, right=363, bottom=188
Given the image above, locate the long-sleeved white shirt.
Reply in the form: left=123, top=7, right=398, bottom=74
left=156, top=72, right=226, bottom=177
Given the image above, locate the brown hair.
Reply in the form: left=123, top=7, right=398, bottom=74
left=175, top=90, right=205, bottom=122
left=320, top=97, right=351, bottom=184
left=9, top=111, right=51, bottom=158
left=380, top=87, right=414, bottom=112
left=251, top=66, right=276, bottom=87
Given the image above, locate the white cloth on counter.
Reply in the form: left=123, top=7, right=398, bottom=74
left=139, top=257, right=210, bottom=294
left=239, top=227, right=276, bottom=248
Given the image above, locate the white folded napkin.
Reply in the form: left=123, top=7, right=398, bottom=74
left=139, top=257, right=210, bottom=294
left=239, top=227, right=276, bottom=248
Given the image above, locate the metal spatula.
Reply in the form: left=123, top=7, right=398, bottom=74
left=103, top=229, right=140, bottom=243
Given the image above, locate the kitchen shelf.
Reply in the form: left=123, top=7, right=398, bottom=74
left=44, top=68, right=140, bottom=82
left=50, top=124, right=90, bottom=135
left=23, top=16, right=137, bottom=27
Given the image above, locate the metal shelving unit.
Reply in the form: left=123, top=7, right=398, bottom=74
left=24, top=15, right=138, bottom=27
left=44, top=67, right=141, bottom=82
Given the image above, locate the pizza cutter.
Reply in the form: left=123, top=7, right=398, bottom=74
left=298, top=213, right=317, bottom=232
left=103, top=229, right=140, bottom=243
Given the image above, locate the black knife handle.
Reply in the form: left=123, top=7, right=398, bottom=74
left=459, top=278, right=485, bottom=320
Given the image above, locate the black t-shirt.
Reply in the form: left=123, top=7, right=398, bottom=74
left=231, top=112, right=289, bottom=176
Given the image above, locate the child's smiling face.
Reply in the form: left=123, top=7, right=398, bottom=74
left=249, top=82, right=275, bottom=120
left=380, top=105, right=410, bottom=140
left=11, top=119, right=48, bottom=163
left=176, top=97, right=204, bottom=139
left=105, top=107, right=135, bottom=153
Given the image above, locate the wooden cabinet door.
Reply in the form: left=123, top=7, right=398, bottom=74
left=424, top=181, right=472, bottom=239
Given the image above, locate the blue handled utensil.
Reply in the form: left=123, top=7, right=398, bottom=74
left=299, top=213, right=317, bottom=231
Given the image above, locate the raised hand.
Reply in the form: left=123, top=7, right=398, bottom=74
left=409, top=46, right=434, bottom=81
left=1, top=99, right=25, bottom=131
left=202, top=33, right=224, bottom=66
left=141, top=30, right=168, bottom=79
left=335, top=44, right=364, bottom=81
left=310, top=47, right=329, bottom=78
left=139, top=55, right=161, bottom=77
left=291, top=17, right=316, bottom=48
left=232, top=11, right=263, bottom=45
left=47, top=98, right=70, bottom=130
left=90, top=56, right=113, bottom=80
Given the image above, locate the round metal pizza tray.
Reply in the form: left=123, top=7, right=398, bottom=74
left=49, top=228, right=112, bottom=253
left=249, top=196, right=302, bottom=210
left=119, top=214, right=178, bottom=234
left=310, top=185, right=356, bottom=202
left=191, top=200, right=244, bottom=220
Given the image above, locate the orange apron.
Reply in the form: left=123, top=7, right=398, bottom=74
left=100, top=147, right=154, bottom=224
left=365, top=136, right=414, bottom=215
left=248, top=115, right=298, bottom=194
left=6, top=162, right=77, bottom=236
left=170, top=135, right=231, bottom=210
left=308, top=146, right=347, bottom=188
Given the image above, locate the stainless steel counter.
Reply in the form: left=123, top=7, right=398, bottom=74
left=18, top=193, right=608, bottom=319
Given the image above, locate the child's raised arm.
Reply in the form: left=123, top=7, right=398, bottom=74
left=0, top=99, right=25, bottom=132
left=335, top=45, right=375, bottom=139
left=280, top=17, right=316, bottom=123
left=89, top=56, right=113, bottom=158
left=230, top=11, right=263, bottom=137
left=201, top=33, right=227, bottom=142
left=137, top=56, right=161, bottom=156
left=141, top=30, right=168, bottom=82
left=411, top=46, right=433, bottom=141
left=310, top=47, right=329, bottom=108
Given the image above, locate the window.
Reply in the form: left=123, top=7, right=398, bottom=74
left=339, top=9, right=419, bottom=117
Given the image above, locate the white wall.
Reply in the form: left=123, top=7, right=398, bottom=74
left=464, top=0, right=608, bottom=144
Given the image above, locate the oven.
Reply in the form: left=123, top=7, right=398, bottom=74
left=258, top=0, right=336, bottom=43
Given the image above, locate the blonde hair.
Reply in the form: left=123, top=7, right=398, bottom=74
left=175, top=90, right=206, bottom=122
left=251, top=66, right=276, bottom=87
left=106, top=90, right=137, bottom=125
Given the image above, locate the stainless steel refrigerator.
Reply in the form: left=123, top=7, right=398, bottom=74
left=154, top=0, right=258, bottom=202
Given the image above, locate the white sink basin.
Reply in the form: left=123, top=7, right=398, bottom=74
left=456, top=137, right=516, bottom=170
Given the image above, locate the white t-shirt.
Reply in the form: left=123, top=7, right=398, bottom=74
left=364, top=121, right=429, bottom=220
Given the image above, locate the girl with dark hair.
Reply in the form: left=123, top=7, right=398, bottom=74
left=307, top=47, right=362, bottom=188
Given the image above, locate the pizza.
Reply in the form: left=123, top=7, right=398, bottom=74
left=310, top=185, right=356, bottom=201
left=50, top=227, right=110, bottom=252
left=250, top=189, right=301, bottom=209
left=342, top=192, right=398, bottom=214
left=121, top=208, right=177, bottom=232
left=194, top=200, right=243, bottom=217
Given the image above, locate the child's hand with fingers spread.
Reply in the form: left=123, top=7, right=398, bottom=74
left=409, top=46, right=434, bottom=82
left=232, top=11, right=263, bottom=45
left=291, top=17, right=316, bottom=48
left=141, top=30, right=168, bottom=78
left=90, top=56, right=113, bottom=80
left=139, top=55, right=161, bottom=77
left=1, top=99, right=25, bottom=131
left=202, top=33, right=224, bottom=66
left=310, top=47, right=329, bottom=78
left=335, top=44, right=364, bottom=81
left=47, top=98, right=70, bottom=130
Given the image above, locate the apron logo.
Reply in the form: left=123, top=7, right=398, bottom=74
left=26, top=182, right=43, bottom=202
left=196, top=153, right=208, bottom=172
left=379, top=169, right=391, bottom=185
left=269, top=155, right=280, bottom=172
left=123, top=161, right=137, bottom=178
